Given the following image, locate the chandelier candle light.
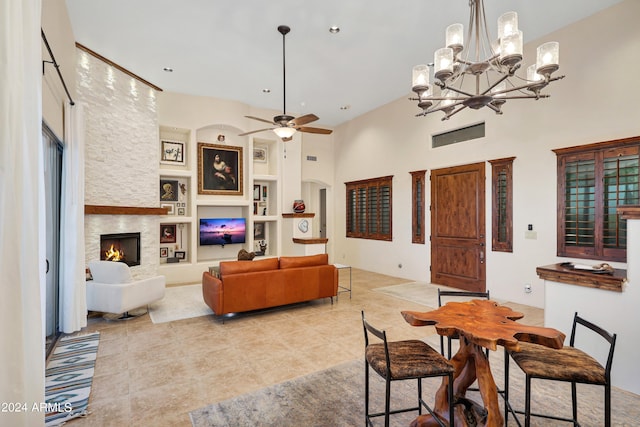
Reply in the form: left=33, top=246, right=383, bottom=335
left=410, top=0, right=564, bottom=120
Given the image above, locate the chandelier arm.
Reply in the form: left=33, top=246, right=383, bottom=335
left=441, top=104, right=468, bottom=120
left=480, top=73, right=510, bottom=96
left=442, top=85, right=474, bottom=98
left=501, top=94, right=550, bottom=100
left=480, top=0, right=494, bottom=56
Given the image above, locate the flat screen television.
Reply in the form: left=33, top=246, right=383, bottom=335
left=199, top=218, right=246, bottom=246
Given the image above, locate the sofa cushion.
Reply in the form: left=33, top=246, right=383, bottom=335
left=219, top=257, right=279, bottom=277
left=88, top=260, right=133, bottom=284
left=279, top=253, right=328, bottom=269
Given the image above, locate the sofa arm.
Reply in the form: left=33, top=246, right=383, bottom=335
left=202, top=271, right=223, bottom=314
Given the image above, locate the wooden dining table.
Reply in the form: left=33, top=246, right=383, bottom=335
left=402, top=299, right=566, bottom=427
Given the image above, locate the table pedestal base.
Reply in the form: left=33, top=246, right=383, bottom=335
left=410, top=338, right=502, bottom=427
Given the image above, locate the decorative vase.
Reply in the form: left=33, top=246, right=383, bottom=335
left=293, top=199, right=306, bottom=213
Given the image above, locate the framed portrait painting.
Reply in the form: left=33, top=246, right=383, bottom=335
left=160, top=224, right=177, bottom=244
left=198, top=143, right=243, bottom=195
left=160, top=179, right=179, bottom=202
left=160, top=139, right=185, bottom=166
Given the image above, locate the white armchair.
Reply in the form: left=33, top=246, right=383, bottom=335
left=86, top=260, right=165, bottom=319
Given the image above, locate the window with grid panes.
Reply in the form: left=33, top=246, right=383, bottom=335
left=345, top=176, right=392, bottom=240
left=554, top=137, right=639, bottom=262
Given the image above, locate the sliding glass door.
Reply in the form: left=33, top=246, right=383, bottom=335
left=43, top=123, right=63, bottom=356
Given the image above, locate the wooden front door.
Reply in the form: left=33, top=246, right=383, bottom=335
left=430, top=162, right=486, bottom=292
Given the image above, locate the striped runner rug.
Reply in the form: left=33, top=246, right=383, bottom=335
left=45, top=332, right=100, bottom=426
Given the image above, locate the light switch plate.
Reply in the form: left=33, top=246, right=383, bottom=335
left=525, top=231, right=537, bottom=240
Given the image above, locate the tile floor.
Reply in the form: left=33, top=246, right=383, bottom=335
left=69, top=269, right=555, bottom=426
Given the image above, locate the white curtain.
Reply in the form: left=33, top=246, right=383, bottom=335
left=0, top=0, right=45, bottom=426
left=59, top=102, right=87, bottom=333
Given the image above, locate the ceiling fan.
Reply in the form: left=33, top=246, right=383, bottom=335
left=239, top=25, right=332, bottom=142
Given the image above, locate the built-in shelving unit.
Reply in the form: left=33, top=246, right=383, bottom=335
left=157, top=126, right=282, bottom=283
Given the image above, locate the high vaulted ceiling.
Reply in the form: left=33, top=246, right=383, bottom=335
left=65, top=0, right=622, bottom=128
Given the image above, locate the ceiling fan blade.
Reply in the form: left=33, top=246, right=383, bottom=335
left=297, top=126, right=333, bottom=135
left=238, top=127, right=275, bottom=136
left=245, top=115, right=276, bottom=125
left=289, top=113, right=319, bottom=127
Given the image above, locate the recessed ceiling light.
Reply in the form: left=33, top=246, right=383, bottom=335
left=262, top=88, right=271, bottom=93
left=329, top=26, right=340, bottom=34
left=163, top=67, right=173, bottom=72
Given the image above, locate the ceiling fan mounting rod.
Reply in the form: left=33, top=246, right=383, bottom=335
left=278, top=25, right=290, bottom=117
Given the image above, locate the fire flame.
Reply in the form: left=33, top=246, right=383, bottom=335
left=104, top=244, right=125, bottom=262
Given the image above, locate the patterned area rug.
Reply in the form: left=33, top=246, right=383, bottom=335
left=190, top=338, right=640, bottom=427
left=189, top=359, right=420, bottom=427
left=148, top=283, right=213, bottom=324
left=45, top=332, right=100, bottom=426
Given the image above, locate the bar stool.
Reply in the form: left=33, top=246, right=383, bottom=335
left=362, top=311, right=454, bottom=427
left=505, top=312, right=617, bottom=426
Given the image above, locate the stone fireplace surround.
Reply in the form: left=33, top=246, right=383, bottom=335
left=85, top=213, right=161, bottom=279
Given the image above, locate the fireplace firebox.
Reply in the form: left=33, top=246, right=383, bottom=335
left=100, top=232, right=141, bottom=266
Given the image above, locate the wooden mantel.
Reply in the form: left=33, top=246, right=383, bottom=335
left=85, top=205, right=169, bottom=215
left=618, top=205, right=640, bottom=220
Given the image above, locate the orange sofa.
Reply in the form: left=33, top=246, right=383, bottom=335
left=202, top=253, right=338, bottom=316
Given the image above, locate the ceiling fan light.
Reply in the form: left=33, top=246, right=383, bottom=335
left=273, top=127, right=297, bottom=139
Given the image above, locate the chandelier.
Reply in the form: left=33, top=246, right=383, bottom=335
left=410, top=0, right=564, bottom=120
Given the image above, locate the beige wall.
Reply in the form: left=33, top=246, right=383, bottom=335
left=41, top=0, right=76, bottom=138
left=332, top=0, right=640, bottom=307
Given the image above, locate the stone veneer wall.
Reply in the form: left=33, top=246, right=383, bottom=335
left=77, top=48, right=161, bottom=278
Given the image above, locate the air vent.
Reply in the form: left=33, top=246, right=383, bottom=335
left=432, top=122, right=485, bottom=148
left=306, top=155, right=317, bottom=161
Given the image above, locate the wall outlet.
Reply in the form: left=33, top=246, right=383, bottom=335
left=524, top=283, right=532, bottom=293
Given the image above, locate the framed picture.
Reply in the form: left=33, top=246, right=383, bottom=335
left=254, top=222, right=266, bottom=240
left=174, top=251, right=186, bottom=260
left=253, top=184, right=261, bottom=201
left=198, top=142, right=243, bottom=195
left=160, top=247, right=168, bottom=258
left=262, top=186, right=268, bottom=200
left=253, top=146, right=267, bottom=163
left=160, top=140, right=185, bottom=165
left=177, top=208, right=185, bottom=216
left=160, top=179, right=179, bottom=202
left=160, top=203, right=174, bottom=215
left=160, top=224, right=177, bottom=243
